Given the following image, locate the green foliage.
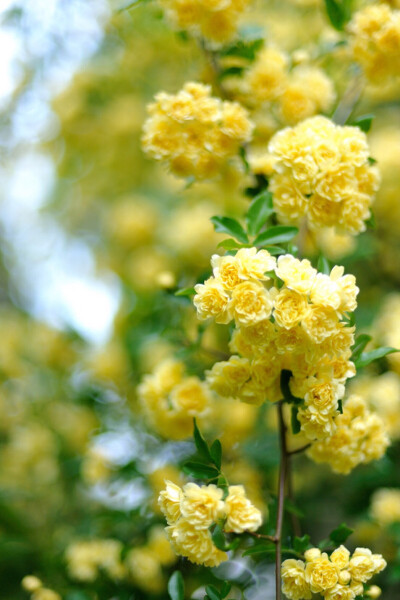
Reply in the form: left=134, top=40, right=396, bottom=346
left=354, top=347, right=399, bottom=369
left=175, top=287, right=196, bottom=297
left=317, top=254, right=331, bottom=275
left=351, top=114, right=375, bottom=133
left=183, top=420, right=224, bottom=481
left=293, top=534, right=311, bottom=554
left=254, top=226, right=298, bottom=247
left=323, top=0, right=352, bottom=31
left=211, top=216, right=249, bottom=244
left=329, top=523, right=354, bottom=545
left=291, top=406, right=301, bottom=435
left=351, top=334, right=372, bottom=361
left=245, top=191, right=274, bottom=237
left=168, top=571, right=185, bottom=600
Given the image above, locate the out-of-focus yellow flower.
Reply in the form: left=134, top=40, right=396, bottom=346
left=370, top=488, right=400, bottom=526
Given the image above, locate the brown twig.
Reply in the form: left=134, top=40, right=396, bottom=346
left=248, top=531, right=277, bottom=543
left=275, top=401, right=289, bottom=600
left=287, top=443, right=311, bottom=456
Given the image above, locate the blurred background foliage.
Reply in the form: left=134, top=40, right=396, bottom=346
left=0, top=0, right=400, bottom=599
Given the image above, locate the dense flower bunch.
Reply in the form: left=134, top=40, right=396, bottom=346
left=245, top=48, right=336, bottom=124
left=264, top=116, right=380, bottom=234
left=195, top=249, right=358, bottom=440
left=22, top=576, right=61, bottom=600
left=159, top=480, right=262, bottom=566
left=370, top=488, right=400, bottom=526
left=142, top=82, right=253, bottom=178
left=282, top=545, right=386, bottom=600
left=307, top=395, right=390, bottom=474
left=138, top=358, right=213, bottom=439
left=349, top=3, right=400, bottom=83
left=351, top=372, right=400, bottom=440
left=65, top=539, right=125, bottom=582
left=159, top=0, right=251, bottom=45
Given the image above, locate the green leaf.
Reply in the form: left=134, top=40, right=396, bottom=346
left=254, top=226, right=298, bottom=246
left=355, top=347, right=399, bottom=369
left=368, top=156, right=377, bottom=165
left=217, top=238, right=249, bottom=250
left=318, top=538, right=332, bottom=551
left=205, top=586, right=221, bottom=600
left=285, top=498, right=304, bottom=518
left=242, top=543, right=276, bottom=556
left=293, top=535, right=311, bottom=554
left=317, top=255, right=331, bottom=275
left=175, top=287, right=196, bottom=297
left=263, top=245, right=287, bottom=256
left=323, top=0, right=350, bottom=30
left=351, top=334, right=372, bottom=361
left=329, top=523, right=353, bottom=545
left=211, top=216, right=249, bottom=244
left=365, top=211, right=376, bottom=229
left=220, top=582, right=231, bottom=598
left=338, top=399, right=343, bottom=414
left=219, top=66, right=244, bottom=80
left=193, top=419, right=213, bottom=462
left=351, top=114, right=375, bottom=133
left=210, top=439, right=222, bottom=470
left=245, top=191, right=274, bottom=237
left=220, top=38, right=264, bottom=61
left=212, top=523, right=228, bottom=551
left=168, top=571, right=185, bottom=600
left=183, top=461, right=220, bottom=480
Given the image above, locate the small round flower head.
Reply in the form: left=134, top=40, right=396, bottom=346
left=245, top=47, right=289, bottom=103
left=307, top=395, right=390, bottom=473
left=281, top=559, right=312, bottom=600
left=267, top=116, right=379, bottom=234
left=349, top=4, right=400, bottom=84
left=180, top=482, right=225, bottom=529
left=159, top=0, right=251, bottom=45
left=370, top=488, right=400, bottom=526
left=142, top=82, right=253, bottom=179
left=224, top=485, right=263, bottom=532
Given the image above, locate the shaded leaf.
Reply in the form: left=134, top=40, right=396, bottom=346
left=317, top=255, right=331, bottom=275
left=242, top=543, right=275, bottom=556
left=351, top=334, right=372, bottom=361
left=205, top=586, right=221, bottom=600
left=175, top=287, right=196, bottom=297
left=254, top=226, right=298, bottom=246
left=351, top=114, right=375, bottom=133
left=168, top=571, right=184, bottom=600
left=246, top=191, right=274, bottom=237
left=291, top=406, right=301, bottom=435
left=293, top=535, right=310, bottom=554
left=210, top=439, right=222, bottom=470
left=217, top=238, right=249, bottom=250
left=220, top=582, right=231, bottom=598
left=324, top=0, right=350, bottom=30
left=211, top=216, right=249, bottom=244
left=355, top=347, right=398, bottom=369
left=183, top=461, right=219, bottom=479
left=193, top=419, right=213, bottom=462
left=212, top=524, right=228, bottom=551
left=329, top=523, right=353, bottom=545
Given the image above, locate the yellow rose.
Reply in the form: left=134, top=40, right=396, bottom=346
left=181, top=483, right=224, bottom=529
left=349, top=548, right=376, bottom=583
left=206, top=356, right=251, bottom=397
left=273, top=288, right=309, bottom=329
left=194, top=277, right=232, bottom=324
left=301, top=305, right=339, bottom=343
left=231, top=281, right=273, bottom=325
left=330, top=546, right=351, bottom=570
left=281, top=559, right=312, bottom=600
left=166, top=521, right=227, bottom=567
left=158, top=481, right=183, bottom=524
left=276, top=255, right=317, bottom=294
left=170, top=377, right=211, bottom=415
left=305, top=553, right=339, bottom=593
left=224, top=485, right=263, bottom=533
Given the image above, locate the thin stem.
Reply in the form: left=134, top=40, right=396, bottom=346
left=287, top=443, right=311, bottom=456
left=332, top=72, right=365, bottom=126
left=287, top=461, right=301, bottom=538
left=248, top=531, right=277, bottom=543
left=275, top=401, right=289, bottom=600
left=198, top=38, right=230, bottom=99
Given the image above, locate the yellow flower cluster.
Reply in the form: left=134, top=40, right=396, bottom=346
left=195, top=250, right=358, bottom=439
left=138, top=358, right=213, bottom=439
left=349, top=4, right=400, bottom=83
left=266, top=116, right=380, bottom=234
left=307, top=395, right=390, bottom=474
left=125, top=525, right=176, bottom=593
left=142, top=82, right=253, bottom=179
left=65, top=539, right=125, bottom=582
left=159, top=480, right=262, bottom=566
left=22, top=576, right=61, bottom=600
left=350, top=372, right=400, bottom=440
left=370, top=488, right=400, bottom=526
left=159, top=0, right=250, bottom=45
left=282, top=545, right=386, bottom=600
left=245, top=48, right=336, bottom=124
